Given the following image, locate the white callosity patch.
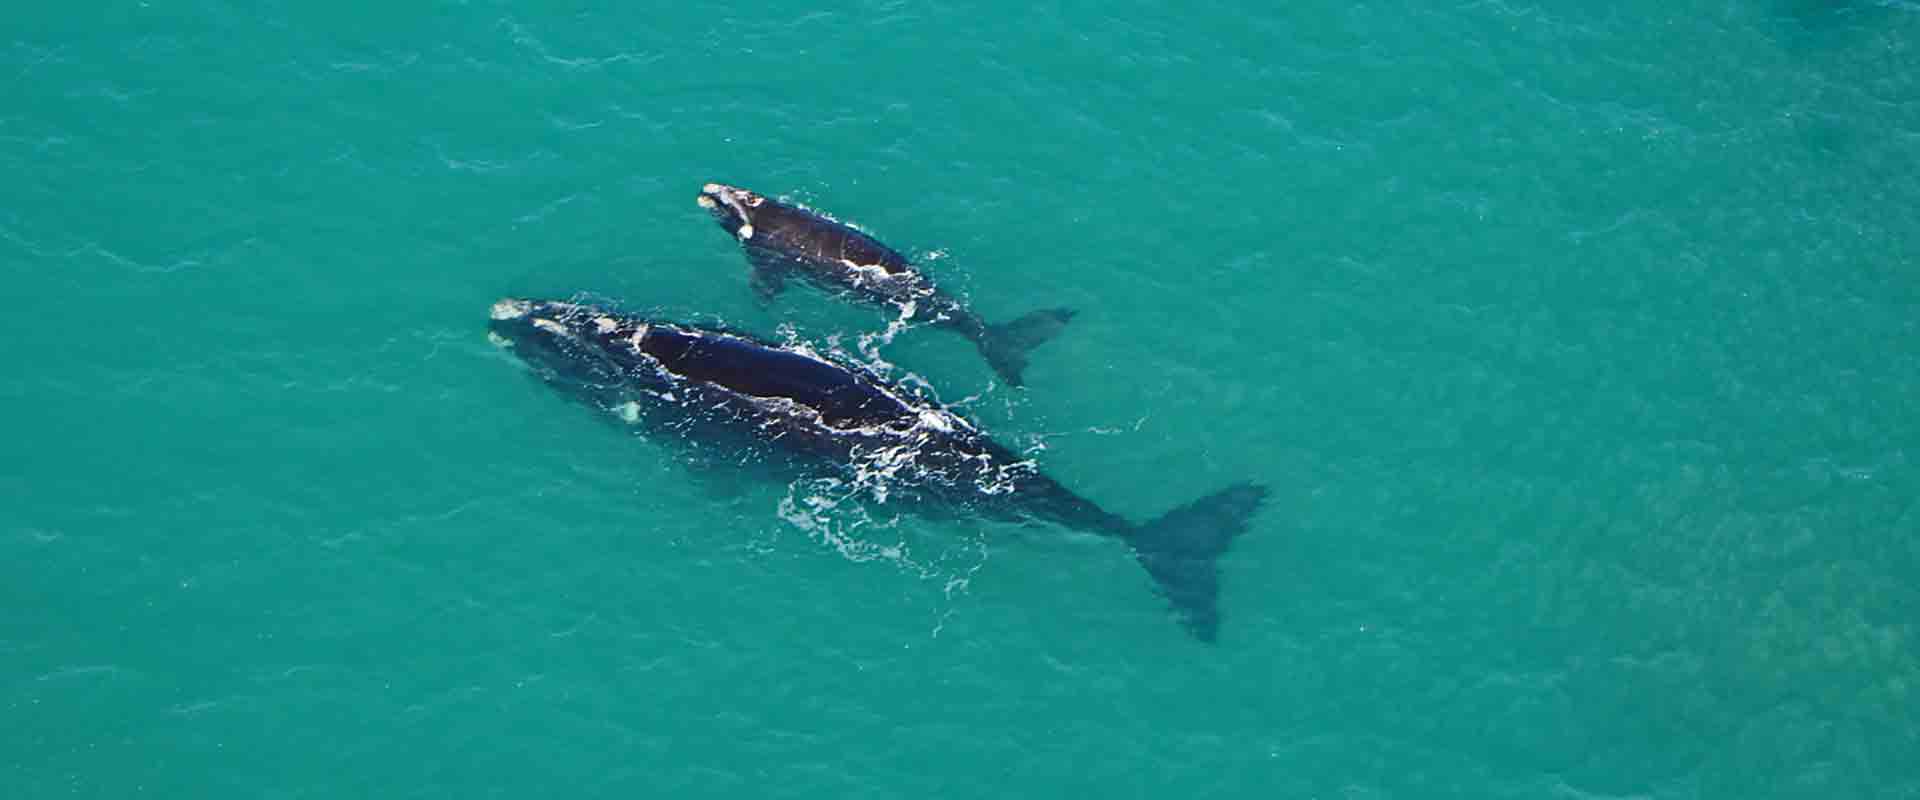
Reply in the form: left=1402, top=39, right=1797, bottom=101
left=491, top=298, right=531, bottom=320
left=486, top=332, right=513, bottom=348
left=531, top=318, right=570, bottom=337
left=612, top=401, right=642, bottom=424
left=593, top=316, right=617, bottom=334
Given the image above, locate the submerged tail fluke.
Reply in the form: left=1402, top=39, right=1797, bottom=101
left=1127, top=483, right=1269, bottom=642
left=978, top=308, right=1075, bottom=386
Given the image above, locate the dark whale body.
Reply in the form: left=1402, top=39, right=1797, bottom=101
left=488, top=298, right=1265, bottom=641
left=697, top=183, right=1073, bottom=387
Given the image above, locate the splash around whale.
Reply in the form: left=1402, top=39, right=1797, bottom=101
left=488, top=297, right=1266, bottom=641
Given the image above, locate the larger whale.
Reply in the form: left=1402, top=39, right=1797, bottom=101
left=697, top=182, right=1073, bottom=386
left=488, top=297, right=1266, bottom=641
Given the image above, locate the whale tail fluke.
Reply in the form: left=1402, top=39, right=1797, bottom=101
left=1127, top=482, right=1269, bottom=643
left=979, top=308, right=1075, bottom=386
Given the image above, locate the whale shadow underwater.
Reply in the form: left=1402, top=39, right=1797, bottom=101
left=488, top=298, right=1267, bottom=641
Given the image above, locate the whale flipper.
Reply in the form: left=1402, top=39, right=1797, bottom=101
left=747, top=261, right=788, bottom=304
left=979, top=308, right=1075, bottom=386
left=1126, top=483, right=1268, bottom=642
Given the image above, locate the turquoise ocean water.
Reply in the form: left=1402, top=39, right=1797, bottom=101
left=6, top=2, right=1920, bottom=797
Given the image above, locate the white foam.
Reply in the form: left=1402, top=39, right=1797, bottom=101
left=916, top=409, right=953, bottom=433
left=773, top=475, right=993, bottom=640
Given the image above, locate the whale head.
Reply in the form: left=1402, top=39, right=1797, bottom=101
left=488, top=298, right=653, bottom=397
left=696, top=182, right=764, bottom=241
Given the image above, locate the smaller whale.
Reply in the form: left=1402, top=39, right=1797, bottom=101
left=697, top=182, right=1073, bottom=386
